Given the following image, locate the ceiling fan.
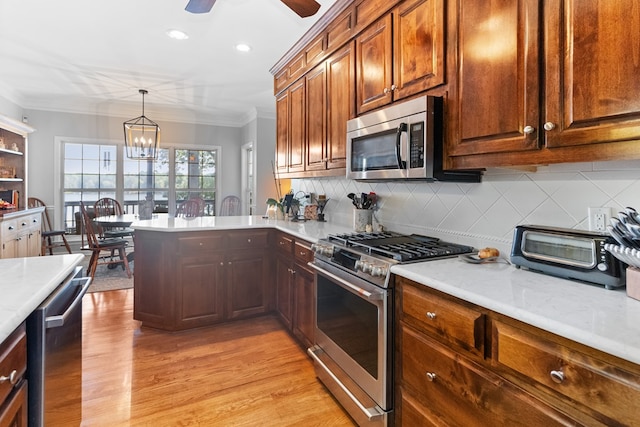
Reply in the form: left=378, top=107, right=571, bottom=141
left=185, top=0, right=321, bottom=18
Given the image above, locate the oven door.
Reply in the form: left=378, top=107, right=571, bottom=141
left=308, top=259, right=392, bottom=426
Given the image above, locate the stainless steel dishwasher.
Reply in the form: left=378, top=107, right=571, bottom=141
left=26, top=266, right=91, bottom=427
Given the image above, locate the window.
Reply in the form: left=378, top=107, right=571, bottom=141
left=61, top=142, right=218, bottom=231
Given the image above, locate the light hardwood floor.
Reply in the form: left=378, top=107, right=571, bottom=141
left=68, top=289, right=354, bottom=426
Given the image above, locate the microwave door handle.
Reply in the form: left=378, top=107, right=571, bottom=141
left=396, top=123, right=408, bottom=170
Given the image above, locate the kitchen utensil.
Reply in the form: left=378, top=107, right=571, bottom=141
left=347, top=193, right=360, bottom=208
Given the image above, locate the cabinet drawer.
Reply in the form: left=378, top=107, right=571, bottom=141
left=18, top=214, right=40, bottom=231
left=227, top=230, right=269, bottom=249
left=0, top=324, right=26, bottom=405
left=492, top=320, right=640, bottom=426
left=400, top=325, right=575, bottom=426
left=400, top=281, right=484, bottom=357
left=0, top=220, right=17, bottom=238
left=294, top=241, right=313, bottom=264
left=275, top=233, right=294, bottom=254
left=178, top=234, right=224, bottom=254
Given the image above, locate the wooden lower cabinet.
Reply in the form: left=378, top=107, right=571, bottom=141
left=395, top=277, right=640, bottom=426
left=292, top=262, right=314, bottom=349
left=134, top=229, right=272, bottom=331
left=0, top=381, right=27, bottom=427
left=397, top=324, right=576, bottom=426
left=274, top=232, right=315, bottom=348
left=0, top=324, right=27, bottom=427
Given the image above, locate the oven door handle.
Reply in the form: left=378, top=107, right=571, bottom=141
left=308, top=345, right=385, bottom=421
left=308, top=262, right=384, bottom=301
left=45, top=276, right=92, bottom=329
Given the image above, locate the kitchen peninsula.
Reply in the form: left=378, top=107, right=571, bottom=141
left=132, top=216, right=640, bottom=425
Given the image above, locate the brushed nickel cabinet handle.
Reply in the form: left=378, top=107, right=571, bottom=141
left=425, top=372, right=437, bottom=382
left=426, top=312, right=436, bottom=320
left=550, top=369, right=565, bottom=384
left=543, top=122, right=556, bottom=131
left=523, top=125, right=535, bottom=134
left=0, top=370, right=18, bottom=385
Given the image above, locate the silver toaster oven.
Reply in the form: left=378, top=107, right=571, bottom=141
left=510, top=225, right=625, bottom=289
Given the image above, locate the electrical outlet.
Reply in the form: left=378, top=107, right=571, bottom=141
left=588, top=207, right=611, bottom=231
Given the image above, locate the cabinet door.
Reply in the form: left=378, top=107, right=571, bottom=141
left=326, top=42, right=355, bottom=170
left=275, top=91, right=290, bottom=174
left=293, top=264, right=315, bottom=349
left=177, top=254, right=225, bottom=328
left=306, top=62, right=327, bottom=171
left=0, top=381, right=27, bottom=427
left=448, top=0, right=541, bottom=158
left=393, top=0, right=445, bottom=100
left=288, top=79, right=306, bottom=173
left=356, top=14, right=393, bottom=114
left=275, top=253, right=293, bottom=329
left=226, top=250, right=270, bottom=320
left=544, top=0, right=640, bottom=149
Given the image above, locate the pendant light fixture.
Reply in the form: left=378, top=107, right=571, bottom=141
left=123, top=89, right=160, bottom=160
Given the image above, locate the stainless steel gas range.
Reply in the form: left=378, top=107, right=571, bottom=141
left=308, top=231, right=473, bottom=426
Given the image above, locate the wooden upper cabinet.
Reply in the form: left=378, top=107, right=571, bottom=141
left=448, top=0, right=541, bottom=159
left=288, top=79, right=306, bottom=173
left=275, top=78, right=306, bottom=174
left=326, top=42, right=355, bottom=170
left=306, top=63, right=328, bottom=171
left=275, top=91, right=289, bottom=174
left=356, top=0, right=445, bottom=114
left=356, top=14, right=393, bottom=113
left=448, top=0, right=640, bottom=169
left=393, top=0, right=445, bottom=99
left=544, top=0, right=640, bottom=149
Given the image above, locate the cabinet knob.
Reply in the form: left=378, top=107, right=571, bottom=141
left=8, top=226, right=14, bottom=230
left=391, top=84, right=397, bottom=91
left=425, top=372, right=437, bottom=382
left=543, top=122, right=556, bottom=131
left=220, top=262, right=224, bottom=266
left=523, top=125, right=535, bottom=135
left=550, top=369, right=565, bottom=384
left=0, top=369, right=18, bottom=385
left=426, top=311, right=437, bottom=320
left=247, top=238, right=252, bottom=243
left=299, top=251, right=307, bottom=257
left=383, top=87, right=389, bottom=94
left=279, top=241, right=285, bottom=245
left=21, top=222, right=27, bottom=226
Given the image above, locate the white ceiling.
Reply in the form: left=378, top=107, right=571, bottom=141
left=0, top=0, right=338, bottom=126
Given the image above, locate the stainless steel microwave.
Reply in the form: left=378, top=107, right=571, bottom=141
left=346, top=95, right=481, bottom=182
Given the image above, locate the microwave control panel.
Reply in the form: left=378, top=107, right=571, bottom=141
left=409, top=122, right=425, bottom=168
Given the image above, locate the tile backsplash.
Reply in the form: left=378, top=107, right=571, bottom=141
left=292, top=160, right=640, bottom=254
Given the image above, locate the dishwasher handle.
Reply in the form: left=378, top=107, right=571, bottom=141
left=45, top=276, right=92, bottom=329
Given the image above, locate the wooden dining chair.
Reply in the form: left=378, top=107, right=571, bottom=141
left=176, top=198, right=204, bottom=217
left=80, top=202, right=131, bottom=279
left=28, top=197, right=72, bottom=256
left=94, top=197, right=134, bottom=239
left=219, top=195, right=240, bottom=216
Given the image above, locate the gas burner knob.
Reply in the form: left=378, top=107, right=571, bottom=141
left=355, top=260, right=371, bottom=273
left=370, top=265, right=388, bottom=277
left=311, top=243, right=334, bottom=257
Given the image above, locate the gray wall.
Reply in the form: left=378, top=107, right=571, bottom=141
left=23, top=109, right=245, bottom=215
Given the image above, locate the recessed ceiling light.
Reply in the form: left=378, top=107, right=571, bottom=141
left=236, top=43, right=251, bottom=52
left=166, top=29, right=189, bottom=40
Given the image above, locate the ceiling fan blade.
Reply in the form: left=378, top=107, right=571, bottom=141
left=280, top=0, right=321, bottom=17
left=185, top=0, right=216, bottom=14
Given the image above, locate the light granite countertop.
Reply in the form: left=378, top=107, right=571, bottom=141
left=132, top=215, right=354, bottom=242
left=391, top=257, right=640, bottom=366
left=129, top=215, right=640, bottom=366
left=0, top=254, right=84, bottom=343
